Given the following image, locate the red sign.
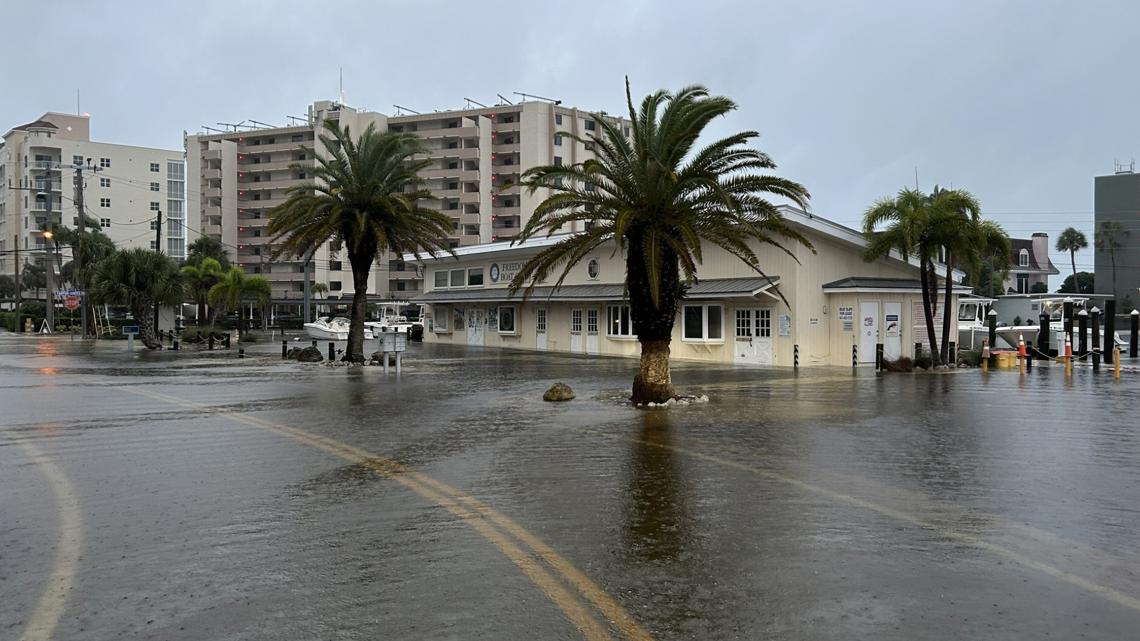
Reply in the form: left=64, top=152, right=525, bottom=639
left=64, top=295, right=80, bottom=311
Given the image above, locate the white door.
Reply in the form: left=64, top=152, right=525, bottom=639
left=883, top=302, right=902, bottom=360
left=733, top=308, right=773, bottom=365
left=859, top=301, right=879, bottom=363
left=536, top=308, right=548, bottom=351
left=569, top=309, right=583, bottom=353
left=585, top=309, right=599, bottom=355
left=466, top=308, right=485, bottom=346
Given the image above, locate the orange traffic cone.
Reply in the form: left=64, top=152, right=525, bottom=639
left=1018, top=334, right=1027, bottom=358
left=1064, top=334, right=1073, bottom=360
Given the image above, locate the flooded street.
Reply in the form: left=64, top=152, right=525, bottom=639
left=3, top=334, right=1140, bottom=640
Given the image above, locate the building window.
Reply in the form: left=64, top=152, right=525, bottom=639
left=585, top=142, right=595, bottom=152
left=100, top=177, right=110, bottom=187
left=555, top=114, right=563, bottom=125
left=150, top=220, right=159, bottom=230
left=433, top=305, right=450, bottom=332
left=498, top=306, right=516, bottom=334
left=99, top=157, right=111, bottom=168
left=536, top=309, right=547, bottom=333
left=1016, top=274, right=1029, bottom=294
left=608, top=305, right=633, bottom=337
left=434, top=270, right=448, bottom=289
left=587, top=259, right=599, bottom=279
left=100, top=218, right=111, bottom=228
left=624, top=127, right=630, bottom=137
left=1019, top=249, right=1029, bottom=267
left=150, top=240, right=157, bottom=250
left=467, top=267, right=484, bottom=287
left=100, top=197, right=110, bottom=207
left=554, top=134, right=563, bottom=146
left=554, top=156, right=563, bottom=166
left=586, top=309, right=598, bottom=334
left=150, top=182, right=160, bottom=192
left=330, top=260, right=342, bottom=271
left=584, top=119, right=596, bottom=131
left=450, top=268, right=465, bottom=288
left=682, top=304, right=723, bottom=341
left=571, top=309, right=582, bottom=333
left=330, top=281, right=342, bottom=291
left=149, top=202, right=160, bottom=211
left=149, top=162, right=160, bottom=172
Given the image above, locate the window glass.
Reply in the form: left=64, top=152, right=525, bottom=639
left=499, top=306, right=516, bottom=333
left=708, top=306, right=723, bottom=340
left=450, top=269, right=465, bottom=287
left=434, top=270, right=448, bottom=288
left=435, top=305, right=449, bottom=332
left=536, top=309, right=547, bottom=332
left=683, top=306, right=703, bottom=339
left=467, top=267, right=484, bottom=287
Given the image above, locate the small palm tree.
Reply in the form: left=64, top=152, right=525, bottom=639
left=208, top=267, right=271, bottom=336
left=1096, top=220, right=1129, bottom=299
left=269, top=120, right=454, bottom=361
left=509, top=81, right=812, bottom=403
left=88, top=249, right=184, bottom=349
left=1055, top=227, right=1088, bottom=285
left=180, top=257, right=224, bottom=326
left=311, top=282, right=329, bottom=299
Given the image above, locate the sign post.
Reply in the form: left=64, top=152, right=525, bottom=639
left=122, top=325, right=140, bottom=351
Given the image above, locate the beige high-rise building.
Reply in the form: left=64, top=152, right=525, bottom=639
left=185, top=98, right=628, bottom=309
left=0, top=112, right=188, bottom=277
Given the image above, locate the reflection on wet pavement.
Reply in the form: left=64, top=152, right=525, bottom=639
left=2, top=333, right=1140, bottom=640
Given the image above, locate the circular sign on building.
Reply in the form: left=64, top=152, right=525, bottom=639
left=489, top=263, right=500, bottom=283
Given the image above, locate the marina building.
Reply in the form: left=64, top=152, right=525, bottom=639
left=185, top=99, right=627, bottom=306
left=0, top=112, right=188, bottom=276
left=406, top=206, right=968, bottom=367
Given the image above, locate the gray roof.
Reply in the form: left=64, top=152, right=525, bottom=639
left=415, top=277, right=780, bottom=303
left=822, top=277, right=973, bottom=293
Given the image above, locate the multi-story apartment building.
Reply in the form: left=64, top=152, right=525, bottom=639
left=0, top=113, right=188, bottom=278
left=186, top=99, right=627, bottom=307
left=1094, top=167, right=1140, bottom=309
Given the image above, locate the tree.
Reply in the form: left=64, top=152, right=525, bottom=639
left=269, top=120, right=453, bottom=361
left=1030, top=281, right=1049, bottom=293
left=0, top=274, right=16, bottom=301
left=1057, top=271, right=1094, bottom=294
left=1095, top=220, right=1129, bottom=299
left=21, top=262, right=46, bottom=301
left=311, top=282, right=329, bottom=298
left=1055, top=227, right=1088, bottom=286
left=963, top=256, right=1009, bottom=298
left=186, top=236, right=231, bottom=270
left=207, top=267, right=271, bottom=336
left=927, top=187, right=986, bottom=365
left=863, top=189, right=943, bottom=362
left=509, top=81, right=812, bottom=403
left=88, top=249, right=184, bottom=349
left=180, top=257, right=224, bottom=326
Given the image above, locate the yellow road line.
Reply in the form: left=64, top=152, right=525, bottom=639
left=117, top=385, right=651, bottom=641
left=18, top=441, right=84, bottom=641
left=631, top=435, right=1140, bottom=614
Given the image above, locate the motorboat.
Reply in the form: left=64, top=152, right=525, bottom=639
left=304, top=317, right=374, bottom=341
left=364, top=302, right=423, bottom=335
left=959, top=296, right=1127, bottom=354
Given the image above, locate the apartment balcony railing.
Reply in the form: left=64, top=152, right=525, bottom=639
left=237, top=158, right=311, bottom=172
left=203, top=187, right=222, bottom=199
left=493, top=205, right=521, bottom=217
left=238, top=177, right=306, bottom=191
left=428, top=147, right=480, bottom=161
left=202, top=149, right=222, bottom=161
left=417, top=126, right=478, bottom=139
left=238, top=140, right=305, bottom=154
left=32, top=181, right=63, bottom=192
left=492, top=142, right=520, bottom=154
left=459, top=190, right=482, bottom=204
left=201, top=169, right=222, bottom=180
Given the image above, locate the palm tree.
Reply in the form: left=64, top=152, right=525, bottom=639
left=1055, top=227, right=1088, bottom=285
left=269, top=120, right=454, bottom=361
left=927, top=187, right=983, bottom=364
left=88, top=249, right=184, bottom=349
left=509, top=81, right=812, bottom=403
left=1095, top=220, right=1129, bottom=299
left=208, top=267, right=271, bottom=337
left=311, top=282, right=329, bottom=298
left=186, top=236, right=231, bottom=270
left=180, top=257, right=224, bottom=326
left=863, top=189, right=943, bottom=363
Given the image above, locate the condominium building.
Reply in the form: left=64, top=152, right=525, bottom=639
left=0, top=112, right=188, bottom=277
left=185, top=99, right=627, bottom=307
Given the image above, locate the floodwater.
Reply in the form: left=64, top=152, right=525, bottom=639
left=2, top=333, right=1139, bottom=640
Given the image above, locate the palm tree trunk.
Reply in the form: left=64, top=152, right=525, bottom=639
left=633, top=339, right=673, bottom=402
left=1070, top=249, right=1077, bottom=288
left=344, top=252, right=374, bottom=363
left=135, top=302, right=160, bottom=349
left=627, top=233, right=681, bottom=403
left=197, top=298, right=207, bottom=327
left=940, top=251, right=954, bottom=365
left=919, top=255, right=940, bottom=364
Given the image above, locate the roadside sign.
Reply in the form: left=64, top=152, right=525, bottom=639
left=122, top=325, right=140, bottom=335
left=64, top=295, right=80, bottom=311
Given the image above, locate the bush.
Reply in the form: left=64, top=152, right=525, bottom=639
left=913, top=350, right=934, bottom=369
left=882, top=356, right=914, bottom=372
left=957, top=349, right=983, bottom=367
left=180, top=326, right=229, bottom=344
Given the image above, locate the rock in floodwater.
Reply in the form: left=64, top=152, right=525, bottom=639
left=543, top=382, right=576, bottom=402
left=296, top=346, right=324, bottom=363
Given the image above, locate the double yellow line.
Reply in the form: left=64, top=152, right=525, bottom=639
left=117, top=386, right=654, bottom=641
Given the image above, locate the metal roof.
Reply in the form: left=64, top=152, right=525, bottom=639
left=415, top=277, right=780, bottom=304
left=822, top=277, right=973, bottom=293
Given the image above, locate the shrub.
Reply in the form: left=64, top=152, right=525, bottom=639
left=913, top=351, right=934, bottom=369
left=957, top=348, right=983, bottom=367
left=882, top=356, right=914, bottom=372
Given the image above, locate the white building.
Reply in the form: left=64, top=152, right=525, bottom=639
left=0, top=112, right=189, bottom=278
left=407, top=206, right=969, bottom=367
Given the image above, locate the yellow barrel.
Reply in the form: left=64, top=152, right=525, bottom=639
left=995, top=352, right=1018, bottom=369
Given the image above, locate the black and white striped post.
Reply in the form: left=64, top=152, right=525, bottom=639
left=852, top=344, right=858, bottom=369
left=793, top=344, right=799, bottom=369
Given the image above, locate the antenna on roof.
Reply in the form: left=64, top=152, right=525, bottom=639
left=393, top=104, right=421, bottom=115
left=496, top=94, right=514, bottom=105
left=217, top=121, right=246, bottom=132
left=249, top=120, right=275, bottom=129
left=1114, top=158, right=1135, bottom=174
left=464, top=97, right=487, bottom=109
left=202, top=126, right=225, bottom=134
left=514, top=91, right=561, bottom=105
left=286, top=115, right=307, bottom=126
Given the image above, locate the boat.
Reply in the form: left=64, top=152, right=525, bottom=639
left=363, top=302, right=423, bottom=335
left=304, top=317, right=374, bottom=341
left=958, top=296, right=1127, bottom=355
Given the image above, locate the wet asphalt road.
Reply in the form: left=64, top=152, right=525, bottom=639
left=2, top=333, right=1140, bottom=640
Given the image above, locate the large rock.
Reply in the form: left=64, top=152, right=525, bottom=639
left=543, top=382, right=575, bottom=402
left=296, top=346, right=323, bottom=363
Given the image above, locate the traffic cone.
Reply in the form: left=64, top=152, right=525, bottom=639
left=1065, top=334, right=1073, bottom=361
left=1018, top=334, right=1027, bottom=358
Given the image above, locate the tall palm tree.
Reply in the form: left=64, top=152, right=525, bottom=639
left=509, top=81, right=812, bottom=403
left=269, top=120, right=454, bottom=361
left=88, top=249, right=184, bottom=349
left=863, top=189, right=943, bottom=363
left=1095, top=220, right=1129, bottom=300
left=208, top=267, right=271, bottom=336
left=928, top=187, right=985, bottom=365
left=187, top=236, right=232, bottom=270
left=180, top=257, right=224, bottom=326
left=1055, top=227, right=1088, bottom=285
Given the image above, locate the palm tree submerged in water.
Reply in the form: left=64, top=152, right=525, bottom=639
left=269, top=120, right=454, bottom=362
left=180, top=257, right=224, bottom=327
left=88, top=249, right=184, bottom=349
left=509, top=80, right=812, bottom=403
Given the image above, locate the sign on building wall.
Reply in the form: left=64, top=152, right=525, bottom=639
left=838, top=306, right=854, bottom=331
left=912, top=301, right=944, bottom=349
left=885, top=313, right=900, bottom=338
left=489, top=262, right=523, bottom=283
left=778, top=314, right=791, bottom=336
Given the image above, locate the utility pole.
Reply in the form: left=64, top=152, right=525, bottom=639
left=72, top=161, right=100, bottom=337
left=13, top=235, right=20, bottom=333
left=154, top=209, right=162, bottom=337
left=44, top=186, right=55, bottom=333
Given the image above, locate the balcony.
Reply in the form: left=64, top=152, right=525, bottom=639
left=429, top=146, right=480, bottom=161
left=460, top=212, right=481, bottom=225
left=203, top=205, right=223, bottom=217
left=434, top=188, right=461, bottom=199
left=459, top=191, right=482, bottom=204
left=494, top=182, right=521, bottom=196
left=238, top=158, right=311, bottom=172
left=493, top=205, right=521, bottom=217
left=418, top=126, right=478, bottom=140
left=202, top=169, right=222, bottom=180
left=31, top=160, right=60, bottom=170
left=238, top=140, right=305, bottom=154
left=32, top=181, right=63, bottom=192
left=237, top=177, right=305, bottom=191
left=492, top=142, right=520, bottom=154
left=204, top=223, right=223, bottom=235
left=203, top=187, right=222, bottom=199
left=202, top=149, right=222, bottom=161
left=420, top=167, right=466, bottom=180
left=460, top=234, right=482, bottom=245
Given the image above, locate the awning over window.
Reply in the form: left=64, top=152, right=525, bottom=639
left=416, top=277, right=781, bottom=304
left=822, top=277, right=973, bottom=294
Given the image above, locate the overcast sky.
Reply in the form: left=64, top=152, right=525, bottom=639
left=4, top=0, right=1138, bottom=285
